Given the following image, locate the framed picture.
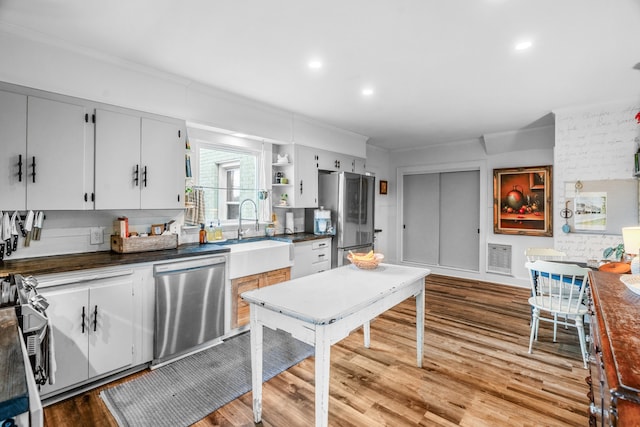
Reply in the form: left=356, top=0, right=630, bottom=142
left=380, top=180, right=388, bottom=195
left=493, top=165, right=553, bottom=236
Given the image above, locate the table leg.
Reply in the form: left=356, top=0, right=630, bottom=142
left=250, top=306, right=264, bottom=423
left=416, top=286, right=425, bottom=368
left=363, top=321, right=370, bottom=348
left=315, top=326, right=331, bottom=427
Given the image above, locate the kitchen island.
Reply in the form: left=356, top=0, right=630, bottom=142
left=242, top=263, right=430, bottom=427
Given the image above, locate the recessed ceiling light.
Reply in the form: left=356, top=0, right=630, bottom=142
left=308, top=60, right=323, bottom=69
left=515, top=40, right=533, bottom=51
left=362, top=87, right=374, bottom=96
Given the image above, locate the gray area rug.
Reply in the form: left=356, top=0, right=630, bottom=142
left=100, top=328, right=314, bottom=427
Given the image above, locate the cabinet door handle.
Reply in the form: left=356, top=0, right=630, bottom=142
left=31, top=156, right=36, bottom=183
left=318, top=253, right=325, bottom=258
left=143, top=166, right=148, bottom=187
left=300, top=180, right=303, bottom=195
left=134, top=164, right=139, bottom=186
left=18, top=154, right=23, bottom=182
left=93, top=305, right=98, bottom=332
left=81, top=306, right=86, bottom=333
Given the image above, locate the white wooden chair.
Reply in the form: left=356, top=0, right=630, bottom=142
left=525, top=247, right=568, bottom=332
left=525, top=260, right=590, bottom=368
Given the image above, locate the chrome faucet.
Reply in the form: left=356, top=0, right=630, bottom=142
left=238, top=199, right=259, bottom=240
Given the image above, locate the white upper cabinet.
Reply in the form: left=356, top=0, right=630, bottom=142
left=272, top=144, right=318, bottom=208
left=272, top=144, right=367, bottom=208
left=0, top=90, right=27, bottom=210
left=352, top=157, right=367, bottom=174
left=27, top=96, right=91, bottom=210
left=140, top=117, right=184, bottom=209
left=94, top=110, right=185, bottom=210
left=293, top=145, right=319, bottom=208
left=316, top=149, right=366, bottom=173
left=1, top=90, right=92, bottom=211
left=94, top=109, right=141, bottom=209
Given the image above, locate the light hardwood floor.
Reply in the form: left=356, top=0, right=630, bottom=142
left=43, top=274, right=589, bottom=426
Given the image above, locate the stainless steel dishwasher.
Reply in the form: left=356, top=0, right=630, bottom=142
left=153, top=255, right=227, bottom=364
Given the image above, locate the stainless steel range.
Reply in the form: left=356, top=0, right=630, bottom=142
left=10, top=274, right=52, bottom=387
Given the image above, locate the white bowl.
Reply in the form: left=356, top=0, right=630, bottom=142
left=619, top=275, right=640, bottom=296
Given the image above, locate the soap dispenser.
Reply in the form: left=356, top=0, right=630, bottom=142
left=214, top=219, right=223, bottom=240
left=207, top=222, right=215, bottom=242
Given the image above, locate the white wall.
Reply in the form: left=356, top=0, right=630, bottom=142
left=0, top=27, right=367, bottom=259
left=384, top=128, right=555, bottom=287
left=0, top=27, right=368, bottom=153
left=364, top=145, right=392, bottom=253
left=554, top=99, right=640, bottom=260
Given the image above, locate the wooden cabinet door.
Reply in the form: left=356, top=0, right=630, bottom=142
left=94, top=108, right=142, bottom=209
left=27, top=96, right=89, bottom=210
left=39, top=286, right=90, bottom=395
left=264, top=267, right=291, bottom=287
left=0, top=90, right=27, bottom=210
left=141, top=117, right=185, bottom=209
left=232, top=273, right=262, bottom=328
left=88, top=277, right=134, bottom=377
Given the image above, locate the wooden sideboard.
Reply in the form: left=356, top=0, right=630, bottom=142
left=588, top=271, right=640, bottom=426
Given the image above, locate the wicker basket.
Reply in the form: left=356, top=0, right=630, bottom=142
left=347, top=252, right=384, bottom=270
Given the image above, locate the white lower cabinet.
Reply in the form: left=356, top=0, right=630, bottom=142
left=39, top=270, right=135, bottom=396
left=291, top=238, right=332, bottom=279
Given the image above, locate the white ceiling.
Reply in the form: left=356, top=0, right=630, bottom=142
left=1, top=0, right=639, bottom=150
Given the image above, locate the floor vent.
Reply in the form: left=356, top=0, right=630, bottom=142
left=487, top=243, right=512, bottom=275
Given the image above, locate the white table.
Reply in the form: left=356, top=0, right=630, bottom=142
left=241, top=263, right=430, bottom=427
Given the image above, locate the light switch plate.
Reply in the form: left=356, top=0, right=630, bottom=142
left=90, top=227, right=104, bottom=245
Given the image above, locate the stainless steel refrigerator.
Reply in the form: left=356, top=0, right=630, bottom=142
left=307, top=171, right=375, bottom=268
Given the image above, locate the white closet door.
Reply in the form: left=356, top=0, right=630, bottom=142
left=403, top=173, right=439, bottom=264
left=439, top=170, right=480, bottom=270
left=402, top=170, right=480, bottom=271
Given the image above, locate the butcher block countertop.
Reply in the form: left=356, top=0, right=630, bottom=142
left=0, top=244, right=230, bottom=276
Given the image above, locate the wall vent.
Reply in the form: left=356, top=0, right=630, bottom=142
left=487, top=243, right=512, bottom=275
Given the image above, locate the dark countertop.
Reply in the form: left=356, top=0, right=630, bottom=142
left=0, top=244, right=230, bottom=277
left=283, top=232, right=332, bottom=243
left=0, top=307, right=28, bottom=420
left=0, top=233, right=332, bottom=277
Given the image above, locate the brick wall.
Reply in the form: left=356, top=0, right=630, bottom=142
left=554, top=99, right=640, bottom=260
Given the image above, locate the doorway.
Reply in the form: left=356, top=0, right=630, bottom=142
left=402, top=170, right=480, bottom=271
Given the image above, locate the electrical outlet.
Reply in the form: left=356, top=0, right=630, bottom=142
left=90, top=227, right=104, bottom=245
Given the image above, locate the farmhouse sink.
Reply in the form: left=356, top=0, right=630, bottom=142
left=221, top=238, right=293, bottom=279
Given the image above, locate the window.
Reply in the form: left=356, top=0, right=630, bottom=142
left=198, top=144, right=259, bottom=222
